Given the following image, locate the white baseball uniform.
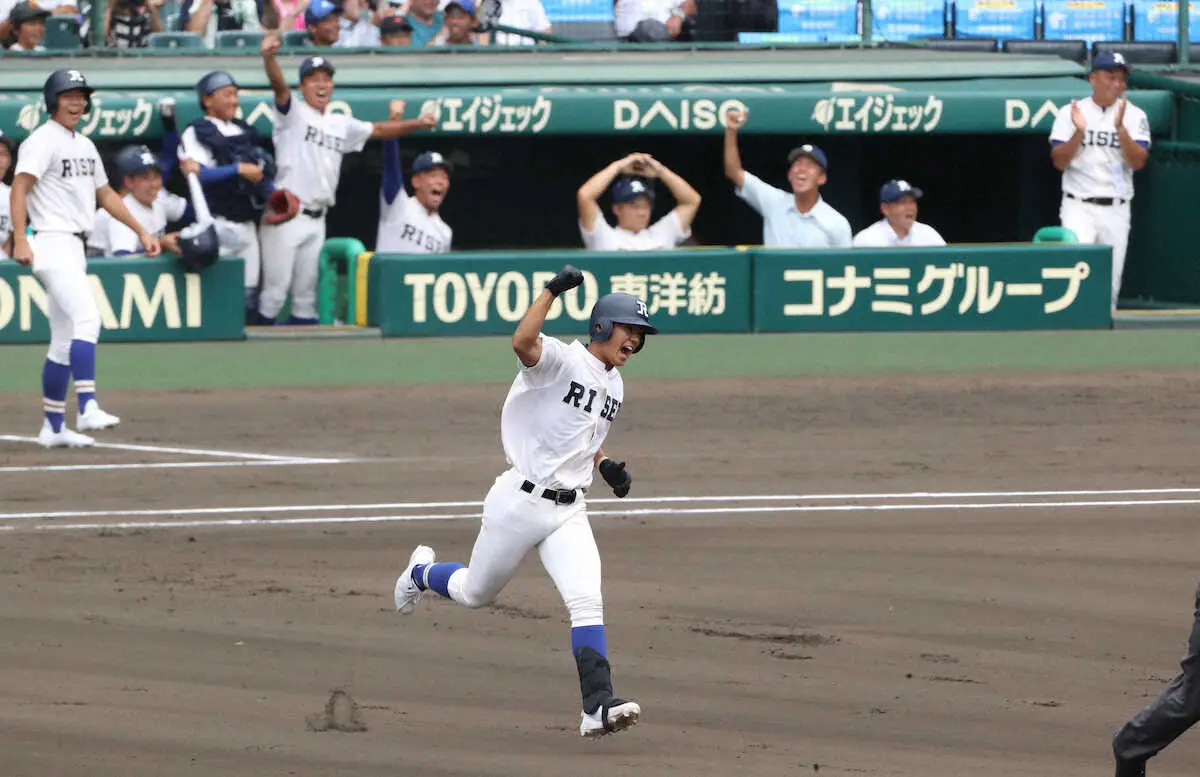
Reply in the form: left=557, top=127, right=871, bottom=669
left=852, top=219, right=946, bottom=248
left=15, top=119, right=108, bottom=362
left=0, top=181, right=11, bottom=259
left=441, top=335, right=622, bottom=627
left=180, top=118, right=262, bottom=290
left=376, top=188, right=453, bottom=254
left=580, top=210, right=689, bottom=251
left=1050, top=96, right=1151, bottom=310
left=105, top=190, right=188, bottom=254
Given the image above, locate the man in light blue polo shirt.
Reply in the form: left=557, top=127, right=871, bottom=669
left=723, top=108, right=852, bottom=248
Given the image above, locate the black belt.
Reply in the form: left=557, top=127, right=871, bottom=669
left=302, top=207, right=325, bottom=219
left=33, top=230, right=88, bottom=242
left=1066, top=193, right=1127, bottom=206
left=520, top=480, right=581, bottom=505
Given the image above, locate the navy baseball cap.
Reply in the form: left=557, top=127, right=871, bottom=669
left=380, top=14, right=413, bottom=34
left=413, top=151, right=451, bottom=174
left=612, top=177, right=654, bottom=203
left=445, top=0, right=476, bottom=13
left=117, top=144, right=160, bottom=178
left=299, top=55, right=335, bottom=80
left=787, top=143, right=828, bottom=171
left=9, top=1, right=50, bottom=25
left=1092, top=51, right=1129, bottom=72
left=304, top=0, right=340, bottom=26
left=880, top=179, right=923, bottom=203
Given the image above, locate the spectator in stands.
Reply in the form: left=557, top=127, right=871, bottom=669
left=852, top=180, right=946, bottom=247
left=180, top=0, right=279, bottom=45
left=378, top=12, right=411, bottom=43
left=723, top=108, right=852, bottom=248
left=6, top=1, right=47, bottom=49
left=106, top=0, right=166, bottom=47
left=304, top=0, right=342, bottom=43
left=336, top=0, right=381, bottom=45
left=0, top=130, right=13, bottom=259
left=0, top=0, right=72, bottom=45
left=577, top=153, right=700, bottom=251
left=432, top=0, right=482, bottom=44
left=402, top=0, right=441, bottom=45
left=491, top=0, right=550, bottom=45
left=615, top=0, right=694, bottom=41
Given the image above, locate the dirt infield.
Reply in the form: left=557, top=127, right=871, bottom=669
left=2, top=371, right=1199, bottom=777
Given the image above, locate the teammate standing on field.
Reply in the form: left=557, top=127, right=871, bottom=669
left=375, top=128, right=453, bottom=254
left=852, top=179, right=946, bottom=248
left=1050, top=51, right=1149, bottom=312
left=577, top=152, right=701, bottom=251
left=393, top=268, right=654, bottom=738
left=257, top=40, right=436, bottom=324
left=9, top=69, right=161, bottom=448
left=0, top=129, right=14, bottom=259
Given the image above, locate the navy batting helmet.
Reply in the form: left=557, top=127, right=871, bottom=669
left=196, top=71, right=238, bottom=109
left=177, top=222, right=220, bottom=273
left=589, top=292, right=658, bottom=353
left=44, top=68, right=94, bottom=116
left=115, top=144, right=159, bottom=179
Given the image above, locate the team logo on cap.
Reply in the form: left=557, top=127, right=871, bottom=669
left=1113, top=53, right=1126, bottom=65
left=635, top=299, right=648, bottom=318
left=311, top=57, right=325, bottom=67
left=428, top=152, right=444, bottom=164
left=67, top=70, right=85, bottom=83
left=895, top=180, right=911, bottom=191
left=629, top=180, right=646, bottom=194
left=139, top=150, right=155, bottom=165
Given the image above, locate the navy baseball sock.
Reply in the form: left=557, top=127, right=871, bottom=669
left=70, top=339, right=97, bottom=411
left=42, top=359, right=70, bottom=432
left=415, top=562, right=465, bottom=597
left=571, top=625, right=607, bottom=658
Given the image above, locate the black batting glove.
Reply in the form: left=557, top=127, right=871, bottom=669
left=545, top=265, right=584, bottom=297
left=599, top=458, right=632, bottom=498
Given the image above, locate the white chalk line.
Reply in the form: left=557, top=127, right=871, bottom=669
left=2, top=495, right=1200, bottom=534
left=0, top=459, right=355, bottom=474
left=0, top=434, right=351, bottom=463
left=2, top=485, right=1198, bottom=522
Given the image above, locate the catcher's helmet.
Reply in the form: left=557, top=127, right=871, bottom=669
left=177, top=222, right=220, bottom=273
left=589, top=292, right=658, bottom=353
left=195, top=71, right=239, bottom=109
left=44, top=69, right=94, bottom=116
left=114, top=144, right=159, bottom=179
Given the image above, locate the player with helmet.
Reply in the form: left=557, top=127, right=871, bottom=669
left=0, top=129, right=15, bottom=259
left=393, top=268, right=654, bottom=738
left=100, top=144, right=194, bottom=256
left=180, top=69, right=276, bottom=323
left=257, top=39, right=436, bottom=325
left=9, top=69, right=161, bottom=448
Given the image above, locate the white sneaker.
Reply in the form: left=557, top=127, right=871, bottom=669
left=394, top=545, right=436, bottom=614
left=37, top=420, right=95, bottom=449
left=77, top=400, right=120, bottom=431
left=580, top=699, right=641, bottom=738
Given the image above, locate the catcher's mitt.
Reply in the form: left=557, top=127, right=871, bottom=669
left=265, top=189, right=301, bottom=225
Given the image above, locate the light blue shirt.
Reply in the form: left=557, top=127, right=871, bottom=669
left=736, top=171, right=853, bottom=249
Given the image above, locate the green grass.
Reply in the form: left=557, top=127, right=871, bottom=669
left=2, top=330, right=1200, bottom=394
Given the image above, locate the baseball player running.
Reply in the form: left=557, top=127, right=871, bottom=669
left=0, top=129, right=13, bottom=259
left=257, top=41, right=436, bottom=324
left=393, top=268, right=655, bottom=738
left=9, top=69, right=161, bottom=448
left=577, top=152, right=701, bottom=251
left=1050, top=51, right=1150, bottom=312
left=376, top=135, right=452, bottom=254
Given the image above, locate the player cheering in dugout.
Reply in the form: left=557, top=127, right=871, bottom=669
left=852, top=179, right=946, bottom=248
left=392, top=268, right=656, bottom=738
left=723, top=108, right=852, bottom=249
left=10, top=69, right=161, bottom=448
left=1050, top=51, right=1149, bottom=313
left=576, top=152, right=701, bottom=251
left=375, top=109, right=452, bottom=254
left=257, top=39, right=436, bottom=325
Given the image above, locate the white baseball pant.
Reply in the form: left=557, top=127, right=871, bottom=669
left=1060, top=196, right=1131, bottom=311
left=446, top=468, right=604, bottom=628
left=213, top=216, right=261, bottom=291
left=258, top=212, right=325, bottom=321
left=31, top=232, right=100, bottom=365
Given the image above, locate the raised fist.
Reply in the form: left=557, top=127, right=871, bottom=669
left=545, top=265, right=584, bottom=296
left=599, top=458, right=632, bottom=498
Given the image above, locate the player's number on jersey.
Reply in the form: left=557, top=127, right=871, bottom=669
left=1082, top=130, right=1120, bottom=148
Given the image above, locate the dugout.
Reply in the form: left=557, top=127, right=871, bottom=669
left=0, top=45, right=1189, bottom=302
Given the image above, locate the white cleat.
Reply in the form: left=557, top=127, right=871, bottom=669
left=37, top=420, right=95, bottom=449
left=394, top=545, right=436, bottom=614
left=77, top=400, right=120, bottom=431
left=580, top=699, right=641, bottom=738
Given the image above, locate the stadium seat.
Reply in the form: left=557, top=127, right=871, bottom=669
left=1131, top=0, right=1199, bottom=41
left=952, top=0, right=1037, bottom=40
left=147, top=31, right=205, bottom=48
left=553, top=20, right=617, bottom=40
left=919, top=34, right=1000, bottom=49
left=43, top=15, right=81, bottom=50
left=216, top=30, right=264, bottom=48
left=281, top=29, right=311, bottom=46
left=1033, top=225, right=1079, bottom=242
left=776, top=0, right=860, bottom=41
left=1003, top=37, right=1089, bottom=61
left=1042, top=0, right=1125, bottom=44
left=872, top=0, right=948, bottom=41
left=541, top=0, right=613, bottom=23
left=1093, top=38, right=1179, bottom=60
